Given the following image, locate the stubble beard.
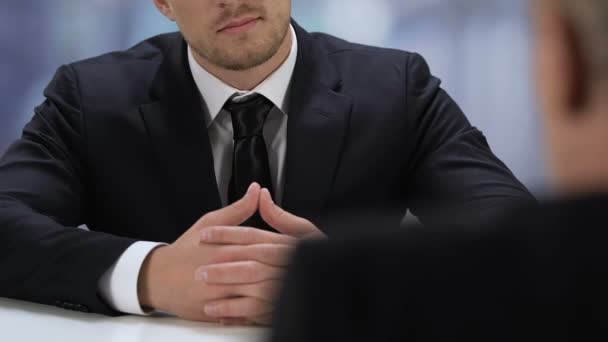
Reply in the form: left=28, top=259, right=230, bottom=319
left=192, top=17, right=290, bottom=71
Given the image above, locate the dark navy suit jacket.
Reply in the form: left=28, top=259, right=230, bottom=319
left=0, top=21, right=533, bottom=315
left=271, top=196, right=608, bottom=341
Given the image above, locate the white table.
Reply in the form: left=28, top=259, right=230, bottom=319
left=0, top=298, right=268, bottom=342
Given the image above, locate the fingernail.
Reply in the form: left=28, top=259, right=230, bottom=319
left=195, top=268, right=208, bottom=282
left=247, top=183, right=256, bottom=195
left=205, top=304, right=219, bottom=316
left=263, top=189, right=274, bottom=204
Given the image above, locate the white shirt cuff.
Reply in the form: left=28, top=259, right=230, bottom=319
left=98, top=241, right=166, bottom=315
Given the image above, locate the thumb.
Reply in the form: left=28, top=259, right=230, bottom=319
left=259, top=188, right=322, bottom=238
left=198, top=183, right=260, bottom=228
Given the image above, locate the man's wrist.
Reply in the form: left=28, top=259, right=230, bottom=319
left=98, top=241, right=166, bottom=315
left=138, top=245, right=170, bottom=311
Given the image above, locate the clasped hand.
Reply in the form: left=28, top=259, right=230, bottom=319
left=138, top=183, right=323, bottom=325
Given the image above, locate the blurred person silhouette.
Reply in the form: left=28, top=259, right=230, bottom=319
left=271, top=0, right=608, bottom=340
left=0, top=0, right=533, bottom=325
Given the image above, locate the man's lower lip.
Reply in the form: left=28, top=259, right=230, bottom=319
left=219, top=18, right=260, bottom=34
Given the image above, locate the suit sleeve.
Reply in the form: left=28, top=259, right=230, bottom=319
left=402, top=53, right=536, bottom=225
left=0, top=65, right=138, bottom=315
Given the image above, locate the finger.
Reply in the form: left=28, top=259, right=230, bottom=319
left=204, top=297, right=272, bottom=318
left=198, top=183, right=260, bottom=227
left=259, top=188, right=323, bottom=238
left=196, top=261, right=284, bottom=284
left=209, top=244, right=294, bottom=267
left=233, top=280, right=281, bottom=302
left=200, top=226, right=297, bottom=246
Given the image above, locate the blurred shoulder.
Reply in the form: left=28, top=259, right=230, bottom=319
left=46, top=32, right=183, bottom=106
left=69, top=32, right=182, bottom=68
left=311, top=31, right=410, bottom=60
left=309, top=31, right=430, bottom=75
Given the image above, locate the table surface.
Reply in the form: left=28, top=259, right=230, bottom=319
left=0, top=298, right=268, bottom=342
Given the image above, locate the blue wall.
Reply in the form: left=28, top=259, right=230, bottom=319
left=0, top=0, right=545, bottom=193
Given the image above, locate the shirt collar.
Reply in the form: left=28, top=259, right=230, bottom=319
left=188, top=25, right=298, bottom=128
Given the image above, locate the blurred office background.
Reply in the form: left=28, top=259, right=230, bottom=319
left=0, top=0, right=546, bottom=194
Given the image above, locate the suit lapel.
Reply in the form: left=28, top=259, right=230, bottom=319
left=140, top=36, right=221, bottom=235
left=282, top=22, right=353, bottom=224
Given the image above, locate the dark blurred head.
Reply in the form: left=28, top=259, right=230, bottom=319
left=153, top=0, right=291, bottom=71
left=533, top=0, right=608, bottom=194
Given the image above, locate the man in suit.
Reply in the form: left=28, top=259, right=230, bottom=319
left=271, top=0, right=608, bottom=339
left=0, top=0, right=533, bottom=325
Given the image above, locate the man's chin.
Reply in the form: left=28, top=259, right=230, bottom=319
left=194, top=29, right=286, bottom=71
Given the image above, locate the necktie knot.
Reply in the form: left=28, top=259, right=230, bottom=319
left=224, top=94, right=274, bottom=140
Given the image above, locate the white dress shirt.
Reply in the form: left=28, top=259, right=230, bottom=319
left=98, top=26, right=298, bottom=315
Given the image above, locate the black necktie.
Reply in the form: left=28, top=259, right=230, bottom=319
left=224, top=94, right=275, bottom=229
